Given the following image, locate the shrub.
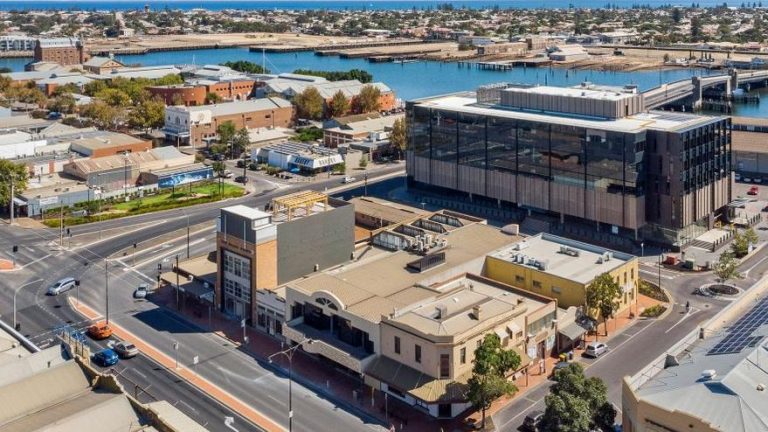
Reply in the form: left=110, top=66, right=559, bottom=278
left=639, top=280, right=669, bottom=303
left=641, top=305, right=666, bottom=318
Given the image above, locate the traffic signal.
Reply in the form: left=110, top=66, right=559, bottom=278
left=156, top=274, right=161, bottom=282
left=12, top=245, right=18, bottom=253
left=75, top=280, right=80, bottom=286
left=66, top=228, right=70, bottom=236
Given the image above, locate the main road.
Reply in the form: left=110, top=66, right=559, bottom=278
left=0, top=165, right=403, bottom=432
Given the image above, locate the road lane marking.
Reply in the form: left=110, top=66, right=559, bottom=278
left=129, top=368, right=148, bottom=380
left=744, top=254, right=768, bottom=277
left=665, top=306, right=699, bottom=334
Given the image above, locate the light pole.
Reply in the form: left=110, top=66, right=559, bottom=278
left=268, top=339, right=314, bottom=432
left=172, top=340, right=179, bottom=369
left=105, top=259, right=110, bottom=325
left=186, top=213, right=190, bottom=259
left=175, top=255, right=180, bottom=311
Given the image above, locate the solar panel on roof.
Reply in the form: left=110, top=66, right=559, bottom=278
left=707, top=297, right=768, bottom=356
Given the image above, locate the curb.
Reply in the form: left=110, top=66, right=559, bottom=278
left=157, top=305, right=388, bottom=429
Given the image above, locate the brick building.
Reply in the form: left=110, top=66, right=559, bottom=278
left=148, top=77, right=258, bottom=106
left=163, top=98, right=294, bottom=147
left=33, top=38, right=87, bottom=67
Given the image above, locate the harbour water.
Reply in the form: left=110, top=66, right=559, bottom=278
left=0, top=1, right=744, bottom=11
left=3, top=47, right=765, bottom=116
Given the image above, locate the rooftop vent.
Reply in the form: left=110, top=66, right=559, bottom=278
left=757, top=383, right=765, bottom=392
left=701, top=369, right=717, bottom=380
left=435, top=304, right=448, bottom=320
left=472, top=305, right=481, bottom=321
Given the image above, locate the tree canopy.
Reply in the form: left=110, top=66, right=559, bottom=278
left=129, top=97, right=166, bottom=131
left=294, top=87, right=325, bottom=120
left=328, top=90, right=350, bottom=117
left=355, top=85, right=382, bottom=113
left=390, top=117, right=407, bottom=159
left=585, top=272, right=622, bottom=336
left=541, top=363, right=616, bottom=432
left=731, top=227, right=758, bottom=257
left=0, top=160, right=29, bottom=211
left=292, top=68, right=373, bottom=83
left=466, top=334, right=520, bottom=429
left=713, top=251, right=742, bottom=284
left=221, top=60, right=270, bottom=74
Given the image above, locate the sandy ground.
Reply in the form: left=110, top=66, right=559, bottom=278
left=87, top=32, right=369, bottom=51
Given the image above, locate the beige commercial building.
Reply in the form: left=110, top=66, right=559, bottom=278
left=282, top=211, right=562, bottom=418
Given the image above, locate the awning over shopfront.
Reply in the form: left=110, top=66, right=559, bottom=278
left=559, top=321, right=590, bottom=341
left=160, top=271, right=214, bottom=301
left=366, top=355, right=470, bottom=404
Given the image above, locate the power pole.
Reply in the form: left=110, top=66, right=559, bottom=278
left=9, top=178, right=14, bottom=226
left=59, top=203, right=64, bottom=247
left=105, top=259, right=110, bottom=325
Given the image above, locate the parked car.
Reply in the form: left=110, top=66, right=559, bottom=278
left=585, top=342, right=608, bottom=358
left=744, top=177, right=753, bottom=183
left=46, top=277, right=76, bottom=296
left=113, top=341, right=139, bottom=358
left=221, top=170, right=233, bottom=179
left=755, top=177, right=763, bottom=184
left=342, top=176, right=356, bottom=184
left=87, top=321, right=113, bottom=340
left=92, top=348, right=119, bottom=367
left=133, top=284, right=149, bottom=299
left=734, top=173, right=742, bottom=182
left=748, top=186, right=759, bottom=196
left=522, top=410, right=544, bottom=431
left=235, top=175, right=249, bottom=184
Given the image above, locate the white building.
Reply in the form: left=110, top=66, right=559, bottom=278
left=0, top=130, right=47, bottom=159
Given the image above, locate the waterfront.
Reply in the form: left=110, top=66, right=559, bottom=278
left=4, top=46, right=766, bottom=116
left=0, top=0, right=744, bottom=11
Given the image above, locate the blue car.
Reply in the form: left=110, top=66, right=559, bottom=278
left=92, top=348, right=119, bottom=367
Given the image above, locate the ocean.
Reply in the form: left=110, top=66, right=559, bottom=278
left=0, top=0, right=741, bottom=11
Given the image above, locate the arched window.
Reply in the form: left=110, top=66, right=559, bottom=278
left=315, top=297, right=338, bottom=311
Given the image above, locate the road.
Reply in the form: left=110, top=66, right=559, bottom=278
left=492, top=231, right=768, bottom=431
left=0, top=165, right=402, bottom=432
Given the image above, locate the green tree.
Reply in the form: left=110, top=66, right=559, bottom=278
left=294, top=87, right=325, bottom=120
left=328, top=90, right=350, bottom=117
left=217, top=121, right=237, bottom=146
left=541, top=363, right=616, bottom=432
left=129, top=97, right=166, bottom=132
left=355, top=85, right=381, bottom=113
left=231, top=128, right=251, bottom=158
left=691, top=16, right=703, bottom=39
left=714, top=251, right=743, bottom=284
left=585, top=273, right=622, bottom=336
left=212, top=161, right=226, bottom=177
left=96, top=88, right=131, bottom=107
left=205, top=92, right=222, bottom=104
left=389, top=117, right=407, bottom=159
left=81, top=100, right=123, bottom=130
left=466, top=334, right=520, bottom=429
left=0, top=160, right=29, bottom=212
left=731, top=228, right=758, bottom=257
left=358, top=154, right=368, bottom=169
left=221, top=60, right=270, bottom=74
left=672, top=7, right=683, bottom=23
left=47, top=94, right=76, bottom=114
left=83, top=80, right=108, bottom=97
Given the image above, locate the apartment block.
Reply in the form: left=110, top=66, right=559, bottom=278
left=163, top=98, right=294, bottom=147
left=406, top=82, right=731, bottom=247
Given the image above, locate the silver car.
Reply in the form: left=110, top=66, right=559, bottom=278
left=585, top=342, right=607, bottom=358
left=113, top=341, right=139, bottom=358
left=46, top=277, right=76, bottom=296
left=133, top=283, right=149, bottom=299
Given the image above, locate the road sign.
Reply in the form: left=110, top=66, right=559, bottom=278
left=193, top=355, right=199, bottom=365
left=241, top=319, right=246, bottom=328
left=172, top=341, right=179, bottom=350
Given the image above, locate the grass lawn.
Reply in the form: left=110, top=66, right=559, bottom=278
left=43, top=182, right=243, bottom=228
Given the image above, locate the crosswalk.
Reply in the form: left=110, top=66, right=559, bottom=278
left=639, top=261, right=679, bottom=280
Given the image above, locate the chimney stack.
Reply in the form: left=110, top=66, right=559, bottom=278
left=472, top=305, right=481, bottom=321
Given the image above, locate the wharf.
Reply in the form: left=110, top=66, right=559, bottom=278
left=250, top=45, right=312, bottom=53
left=458, top=57, right=552, bottom=70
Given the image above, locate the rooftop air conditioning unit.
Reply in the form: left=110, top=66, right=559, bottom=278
left=701, top=369, right=717, bottom=380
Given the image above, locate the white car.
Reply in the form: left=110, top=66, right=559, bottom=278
left=47, top=277, right=76, bottom=296
left=585, top=342, right=607, bottom=358
left=755, top=178, right=763, bottom=184
left=744, top=177, right=753, bottom=183
left=342, top=176, right=356, bottom=184
left=133, top=283, right=149, bottom=299
left=734, top=173, right=742, bottom=182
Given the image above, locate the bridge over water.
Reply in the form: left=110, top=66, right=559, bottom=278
left=643, top=69, right=768, bottom=111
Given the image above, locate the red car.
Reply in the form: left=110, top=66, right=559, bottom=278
left=748, top=186, right=759, bottom=195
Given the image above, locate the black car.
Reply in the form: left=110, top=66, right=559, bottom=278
left=235, top=175, right=249, bottom=184
left=522, top=410, right=544, bottom=431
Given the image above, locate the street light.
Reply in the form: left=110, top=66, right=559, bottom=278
left=268, top=339, right=314, bottom=432
left=105, top=258, right=110, bottom=325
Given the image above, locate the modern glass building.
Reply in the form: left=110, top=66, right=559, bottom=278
left=406, top=83, right=731, bottom=247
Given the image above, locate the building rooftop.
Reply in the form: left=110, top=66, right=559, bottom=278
left=68, top=131, right=146, bottom=154
left=634, top=296, right=768, bottom=431
left=349, top=196, right=430, bottom=228
left=222, top=204, right=272, bottom=221
left=265, top=78, right=392, bottom=99
left=502, top=83, right=635, bottom=102
left=180, top=97, right=292, bottom=117
left=290, top=222, right=520, bottom=323
left=413, top=93, right=721, bottom=133
left=0, top=115, right=51, bottom=132
left=36, top=37, right=80, bottom=48
left=327, top=114, right=402, bottom=135
left=388, top=274, right=551, bottom=340
left=488, top=233, right=636, bottom=284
